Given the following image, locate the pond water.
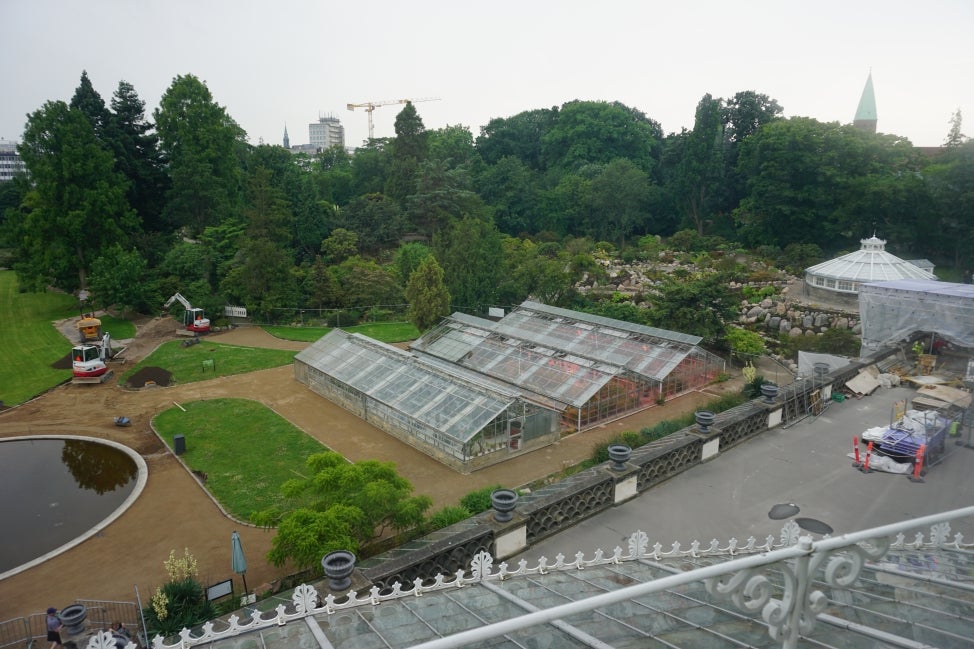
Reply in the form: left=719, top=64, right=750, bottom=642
left=0, top=438, right=138, bottom=573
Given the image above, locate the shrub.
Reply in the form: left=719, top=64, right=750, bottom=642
left=459, top=485, right=505, bottom=514
left=427, top=505, right=472, bottom=531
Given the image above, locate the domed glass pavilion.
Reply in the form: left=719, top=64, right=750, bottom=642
left=803, top=236, right=936, bottom=308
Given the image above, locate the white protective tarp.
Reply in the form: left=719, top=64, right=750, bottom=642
left=859, top=280, right=974, bottom=355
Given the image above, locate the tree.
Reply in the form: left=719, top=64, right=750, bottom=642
left=943, top=109, right=968, bottom=147
left=88, top=244, right=149, bottom=316
left=475, top=155, right=541, bottom=235
left=476, top=108, right=558, bottom=169
left=69, top=71, right=112, bottom=139
left=15, top=100, right=137, bottom=291
left=586, top=158, right=654, bottom=245
left=733, top=117, right=920, bottom=249
left=257, top=452, right=432, bottom=571
left=338, top=193, right=406, bottom=252
left=393, top=242, right=431, bottom=286
left=385, top=102, right=428, bottom=201
left=222, top=168, right=298, bottom=320
left=428, top=124, right=479, bottom=169
left=405, top=255, right=451, bottom=331
left=154, top=74, right=245, bottom=234
left=108, top=80, right=169, bottom=239
left=433, top=216, right=504, bottom=313
left=541, top=100, right=662, bottom=174
left=320, top=228, right=358, bottom=264
left=405, top=159, right=486, bottom=235
left=674, top=94, right=725, bottom=234
left=646, top=273, right=737, bottom=342
left=331, top=256, right=402, bottom=308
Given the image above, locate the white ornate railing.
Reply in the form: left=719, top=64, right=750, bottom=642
left=122, top=505, right=973, bottom=649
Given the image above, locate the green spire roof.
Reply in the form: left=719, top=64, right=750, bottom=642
left=854, top=72, right=877, bottom=130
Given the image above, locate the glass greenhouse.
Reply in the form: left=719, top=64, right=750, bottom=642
left=294, top=330, right=560, bottom=472
left=295, top=302, right=724, bottom=470
left=411, top=301, right=724, bottom=432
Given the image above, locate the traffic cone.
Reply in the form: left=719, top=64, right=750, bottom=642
left=852, top=436, right=862, bottom=468
left=909, top=444, right=926, bottom=483
left=861, top=441, right=873, bottom=474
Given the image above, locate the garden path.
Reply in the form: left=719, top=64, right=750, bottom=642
left=0, top=321, right=743, bottom=621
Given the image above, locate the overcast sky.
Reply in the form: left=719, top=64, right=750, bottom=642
left=3, top=0, right=972, bottom=149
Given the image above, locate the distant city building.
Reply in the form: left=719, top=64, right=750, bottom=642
left=309, top=114, right=344, bottom=151
left=283, top=125, right=290, bottom=149
left=0, top=139, right=26, bottom=182
left=853, top=72, right=878, bottom=134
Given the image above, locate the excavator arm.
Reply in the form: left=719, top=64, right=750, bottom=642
left=164, top=292, right=192, bottom=309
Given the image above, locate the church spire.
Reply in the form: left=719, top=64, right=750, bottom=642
left=853, top=71, right=877, bottom=134
left=283, top=124, right=290, bottom=149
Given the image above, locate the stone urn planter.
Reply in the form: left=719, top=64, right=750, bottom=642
left=607, top=444, right=632, bottom=471
left=490, top=488, right=519, bottom=522
left=321, top=550, right=356, bottom=591
left=59, top=604, right=88, bottom=636
left=695, top=410, right=716, bottom=434
left=760, top=383, right=779, bottom=403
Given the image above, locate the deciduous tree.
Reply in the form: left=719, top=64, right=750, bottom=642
left=257, top=452, right=432, bottom=570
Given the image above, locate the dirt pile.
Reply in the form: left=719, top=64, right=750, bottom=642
left=125, top=366, right=173, bottom=388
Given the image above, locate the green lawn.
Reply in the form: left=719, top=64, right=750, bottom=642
left=120, top=340, right=297, bottom=386
left=99, top=314, right=137, bottom=340
left=263, top=321, right=419, bottom=343
left=153, top=398, right=329, bottom=520
left=0, top=271, right=80, bottom=405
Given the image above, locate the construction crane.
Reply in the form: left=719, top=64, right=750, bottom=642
left=346, top=97, right=440, bottom=141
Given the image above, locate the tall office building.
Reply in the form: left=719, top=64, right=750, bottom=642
left=309, top=115, right=344, bottom=151
left=0, top=139, right=26, bottom=182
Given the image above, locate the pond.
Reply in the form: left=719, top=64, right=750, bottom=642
left=0, top=437, right=142, bottom=575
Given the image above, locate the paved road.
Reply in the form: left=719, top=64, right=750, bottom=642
left=518, top=385, right=974, bottom=563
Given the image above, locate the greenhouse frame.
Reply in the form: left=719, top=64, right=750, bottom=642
left=294, top=330, right=560, bottom=472
left=294, top=301, right=725, bottom=471
left=411, top=303, right=721, bottom=431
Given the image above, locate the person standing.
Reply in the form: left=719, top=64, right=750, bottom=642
left=46, top=608, right=63, bottom=649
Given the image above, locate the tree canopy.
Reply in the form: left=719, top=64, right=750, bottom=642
left=5, top=71, right=970, bottom=330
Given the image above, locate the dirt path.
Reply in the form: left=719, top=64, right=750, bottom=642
left=0, top=321, right=743, bottom=621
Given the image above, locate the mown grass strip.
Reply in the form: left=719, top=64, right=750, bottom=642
left=120, top=340, right=297, bottom=386
left=0, top=271, right=79, bottom=405
left=154, top=398, right=328, bottom=520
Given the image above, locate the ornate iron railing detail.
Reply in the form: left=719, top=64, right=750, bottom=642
left=140, top=506, right=973, bottom=649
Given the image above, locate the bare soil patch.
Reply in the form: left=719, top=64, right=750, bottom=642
left=125, top=366, right=173, bottom=388
left=51, top=353, right=73, bottom=369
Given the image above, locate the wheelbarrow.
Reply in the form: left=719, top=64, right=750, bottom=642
left=114, top=416, right=131, bottom=427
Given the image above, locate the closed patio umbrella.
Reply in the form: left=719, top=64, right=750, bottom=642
left=231, top=530, right=248, bottom=596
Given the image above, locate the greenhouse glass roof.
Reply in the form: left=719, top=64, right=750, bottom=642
left=412, top=314, right=620, bottom=408
left=295, top=330, right=517, bottom=443
left=804, top=236, right=936, bottom=284
left=495, top=301, right=702, bottom=381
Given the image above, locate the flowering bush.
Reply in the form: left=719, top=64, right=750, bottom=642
left=143, top=549, right=214, bottom=637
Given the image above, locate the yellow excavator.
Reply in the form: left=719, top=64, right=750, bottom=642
left=77, top=312, right=102, bottom=343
